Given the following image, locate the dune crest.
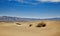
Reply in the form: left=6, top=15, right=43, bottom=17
left=0, top=20, right=60, bottom=36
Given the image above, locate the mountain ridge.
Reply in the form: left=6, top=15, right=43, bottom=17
left=0, top=16, right=60, bottom=22
left=0, top=16, right=41, bottom=22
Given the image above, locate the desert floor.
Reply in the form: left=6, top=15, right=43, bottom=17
left=0, top=20, right=60, bottom=36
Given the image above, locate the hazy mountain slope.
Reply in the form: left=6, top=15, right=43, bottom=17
left=0, top=16, right=60, bottom=22
left=0, top=16, right=40, bottom=22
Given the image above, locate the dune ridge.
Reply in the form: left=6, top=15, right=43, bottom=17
left=0, top=20, right=60, bottom=36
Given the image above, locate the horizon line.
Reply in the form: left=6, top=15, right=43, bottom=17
left=0, top=15, right=60, bottom=19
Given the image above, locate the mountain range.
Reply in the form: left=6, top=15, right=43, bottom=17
left=0, top=16, right=60, bottom=22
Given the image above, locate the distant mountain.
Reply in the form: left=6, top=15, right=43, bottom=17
left=0, top=16, right=60, bottom=22
left=0, top=16, right=40, bottom=22
left=44, top=18, right=60, bottom=20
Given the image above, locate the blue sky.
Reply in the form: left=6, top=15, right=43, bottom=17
left=0, top=0, right=60, bottom=19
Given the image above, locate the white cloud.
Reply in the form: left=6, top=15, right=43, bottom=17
left=8, top=0, right=24, bottom=2
left=8, top=0, right=39, bottom=5
left=15, top=0, right=24, bottom=2
left=8, top=0, right=60, bottom=2
left=8, top=0, right=60, bottom=5
left=37, top=0, right=60, bottom=2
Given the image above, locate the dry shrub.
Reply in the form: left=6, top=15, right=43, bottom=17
left=36, top=22, right=46, bottom=27
left=16, top=23, right=21, bottom=25
left=29, top=24, right=32, bottom=27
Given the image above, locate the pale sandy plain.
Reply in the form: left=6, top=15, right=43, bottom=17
left=0, top=20, right=60, bottom=36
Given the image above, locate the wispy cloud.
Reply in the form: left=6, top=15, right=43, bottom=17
left=37, top=0, right=60, bottom=2
left=8, top=0, right=24, bottom=2
left=8, top=0, right=39, bottom=5
left=7, top=0, right=60, bottom=6
left=8, top=0, right=60, bottom=2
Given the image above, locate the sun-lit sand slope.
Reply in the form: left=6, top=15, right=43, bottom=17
left=0, top=20, right=60, bottom=36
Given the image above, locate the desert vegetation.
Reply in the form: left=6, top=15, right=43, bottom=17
left=16, top=23, right=21, bottom=25
left=29, top=24, right=32, bottom=27
left=36, top=22, right=46, bottom=27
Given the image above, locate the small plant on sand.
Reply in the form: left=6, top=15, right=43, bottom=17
left=29, top=24, right=32, bottom=27
left=16, top=23, right=21, bottom=25
left=36, top=22, right=46, bottom=27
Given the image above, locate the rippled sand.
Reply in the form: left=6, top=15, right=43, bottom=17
left=0, top=20, right=60, bottom=36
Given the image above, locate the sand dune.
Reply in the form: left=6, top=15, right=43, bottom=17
left=0, top=20, right=60, bottom=36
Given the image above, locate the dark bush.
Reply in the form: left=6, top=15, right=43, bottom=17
left=16, top=23, right=21, bottom=25
left=36, top=22, right=46, bottom=27
left=29, top=24, right=32, bottom=27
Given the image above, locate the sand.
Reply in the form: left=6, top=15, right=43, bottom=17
left=0, top=20, right=60, bottom=36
